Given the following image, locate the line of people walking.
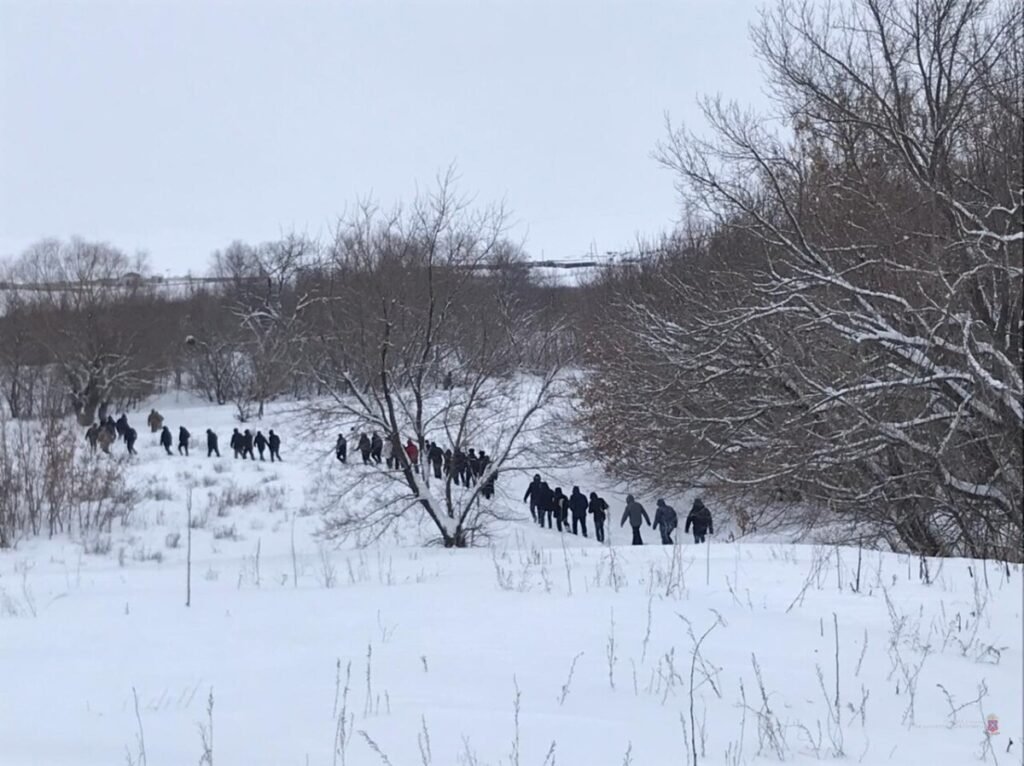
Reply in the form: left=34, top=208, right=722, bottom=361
left=523, top=475, right=714, bottom=546
left=85, top=409, right=283, bottom=463
left=523, top=476, right=612, bottom=541
left=334, top=431, right=499, bottom=498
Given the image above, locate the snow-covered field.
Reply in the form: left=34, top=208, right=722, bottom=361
left=1, top=397, right=1021, bottom=765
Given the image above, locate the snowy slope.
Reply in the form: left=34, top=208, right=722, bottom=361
left=1, top=400, right=1021, bottom=766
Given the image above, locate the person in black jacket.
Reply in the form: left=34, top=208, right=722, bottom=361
left=481, top=465, right=497, bottom=499
left=230, top=428, right=242, bottom=458
left=177, top=426, right=191, bottom=456
left=358, top=432, right=371, bottom=464
left=159, top=425, right=173, bottom=455
left=537, top=482, right=554, bottom=528
left=652, top=498, right=679, bottom=545
left=551, top=487, right=569, bottom=532
left=125, top=426, right=138, bottom=455
left=428, top=442, right=444, bottom=478
left=115, top=413, right=129, bottom=442
left=242, top=429, right=255, bottom=460
left=684, top=498, right=714, bottom=544
left=254, top=430, right=268, bottom=460
left=523, top=474, right=543, bottom=522
left=451, top=449, right=467, bottom=487
left=268, top=430, right=281, bottom=462
left=589, top=492, right=609, bottom=542
left=370, top=432, right=383, bottom=464
left=207, top=429, right=220, bottom=457
left=568, top=486, right=589, bottom=537
left=335, top=433, right=348, bottom=463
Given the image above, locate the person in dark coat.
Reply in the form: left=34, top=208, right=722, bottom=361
left=537, top=482, right=554, bottom=528
left=427, top=442, right=444, bottom=478
left=370, top=432, right=383, bottom=464
left=589, top=492, right=609, bottom=542
left=242, top=429, right=255, bottom=460
left=147, top=409, right=163, bottom=433
left=230, top=428, right=242, bottom=458
left=159, top=426, right=173, bottom=455
left=443, top=448, right=453, bottom=480
left=207, top=429, right=220, bottom=457
left=125, top=426, right=138, bottom=455
left=254, top=430, right=268, bottom=460
left=452, top=448, right=467, bottom=486
left=652, top=499, right=679, bottom=545
left=178, top=426, right=191, bottom=456
left=115, top=413, right=129, bottom=441
left=358, top=432, right=371, bottom=464
left=428, top=442, right=443, bottom=479
left=104, top=416, right=117, bottom=437
left=552, top=487, right=569, bottom=532
left=684, top=498, right=713, bottom=544
left=85, top=423, right=99, bottom=452
left=620, top=494, right=650, bottom=545
left=466, top=449, right=480, bottom=485
left=481, top=463, right=498, bottom=499
left=335, top=433, right=348, bottom=463
left=98, top=401, right=110, bottom=425
left=523, top=474, right=543, bottom=523
left=568, top=486, right=589, bottom=537
left=268, top=430, right=281, bottom=462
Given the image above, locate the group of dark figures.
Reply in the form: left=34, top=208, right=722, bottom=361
left=523, top=475, right=714, bottom=545
left=333, top=432, right=498, bottom=498
left=84, top=409, right=283, bottom=462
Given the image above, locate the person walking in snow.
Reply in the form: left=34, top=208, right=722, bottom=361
left=335, top=433, right=348, bottom=463
left=207, top=429, right=220, bottom=457
left=589, top=492, right=609, bottom=543
left=242, top=429, right=255, bottom=460
left=568, top=486, right=589, bottom=537
left=125, top=426, right=138, bottom=455
left=428, top=442, right=444, bottom=479
left=97, top=425, right=115, bottom=454
left=523, top=474, right=543, bottom=523
left=85, top=423, right=99, bottom=452
left=551, top=487, right=569, bottom=532
left=620, top=494, right=651, bottom=545
left=178, top=426, right=191, bottom=456
left=536, top=481, right=554, bottom=528
left=358, top=432, right=372, bottom=464
left=405, top=438, right=419, bottom=472
left=115, top=413, right=129, bottom=442
left=451, top=448, right=466, bottom=486
left=230, top=428, right=242, bottom=458
left=652, top=498, right=678, bottom=545
left=254, top=430, right=268, bottom=460
left=147, top=409, right=163, bottom=433
left=159, top=425, right=173, bottom=456
left=481, top=464, right=497, bottom=499
left=370, top=432, right=383, bottom=464
left=684, top=498, right=713, bottom=544
left=268, top=430, right=281, bottom=462
left=382, top=434, right=395, bottom=469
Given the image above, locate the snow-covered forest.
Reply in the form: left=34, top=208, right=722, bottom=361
left=0, top=0, right=1021, bottom=764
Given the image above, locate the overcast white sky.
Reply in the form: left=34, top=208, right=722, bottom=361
left=0, top=0, right=763, bottom=274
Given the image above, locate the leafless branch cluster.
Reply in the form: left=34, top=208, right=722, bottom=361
left=580, top=0, right=1022, bottom=560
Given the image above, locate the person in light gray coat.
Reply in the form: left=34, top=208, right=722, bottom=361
left=652, top=498, right=678, bottom=545
left=620, top=495, right=651, bottom=545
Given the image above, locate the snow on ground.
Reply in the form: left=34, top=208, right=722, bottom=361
left=1, top=398, right=1021, bottom=765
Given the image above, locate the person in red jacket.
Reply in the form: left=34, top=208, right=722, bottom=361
left=404, top=438, right=419, bottom=472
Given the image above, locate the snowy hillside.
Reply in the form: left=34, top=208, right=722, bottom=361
left=1, top=398, right=1021, bottom=766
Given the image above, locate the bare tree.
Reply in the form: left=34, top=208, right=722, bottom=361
left=585, top=0, right=1022, bottom=560
left=304, top=174, right=568, bottom=547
